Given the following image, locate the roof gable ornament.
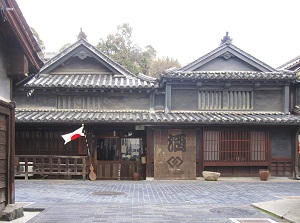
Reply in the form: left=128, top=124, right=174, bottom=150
left=73, top=50, right=91, bottom=60
left=220, top=32, right=232, bottom=45
left=77, top=28, right=87, bottom=41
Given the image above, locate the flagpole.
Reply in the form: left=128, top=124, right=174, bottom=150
left=82, top=124, right=90, bottom=157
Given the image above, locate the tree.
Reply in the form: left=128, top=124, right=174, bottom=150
left=59, top=43, right=72, bottom=52
left=96, top=23, right=156, bottom=74
left=59, top=29, right=87, bottom=53
left=30, top=27, right=45, bottom=59
left=148, top=57, right=181, bottom=78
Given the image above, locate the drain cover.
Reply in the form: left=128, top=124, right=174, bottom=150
left=91, top=191, right=125, bottom=196
left=209, top=207, right=256, bottom=216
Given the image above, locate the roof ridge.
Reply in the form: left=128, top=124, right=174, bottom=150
left=161, top=70, right=295, bottom=80
left=277, top=54, right=300, bottom=70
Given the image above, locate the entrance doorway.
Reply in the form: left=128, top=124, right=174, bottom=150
left=95, top=137, right=144, bottom=179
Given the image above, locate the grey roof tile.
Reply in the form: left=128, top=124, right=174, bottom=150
left=15, top=109, right=300, bottom=125
left=160, top=70, right=295, bottom=81
left=24, top=74, right=158, bottom=89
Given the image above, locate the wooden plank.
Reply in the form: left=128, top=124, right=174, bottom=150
left=0, top=174, right=5, bottom=188
left=0, top=131, right=7, bottom=145
left=146, top=128, right=153, bottom=178
left=0, top=161, right=5, bottom=174
left=0, top=106, right=9, bottom=115
left=0, top=144, right=5, bottom=159
left=0, top=114, right=7, bottom=131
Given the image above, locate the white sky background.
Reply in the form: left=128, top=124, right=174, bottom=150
left=17, top=0, right=300, bottom=68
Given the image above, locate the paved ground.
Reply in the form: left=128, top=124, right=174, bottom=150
left=14, top=178, right=300, bottom=223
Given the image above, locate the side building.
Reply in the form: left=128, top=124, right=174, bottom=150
left=277, top=53, right=300, bottom=178
left=0, top=0, right=43, bottom=213
left=13, top=33, right=300, bottom=180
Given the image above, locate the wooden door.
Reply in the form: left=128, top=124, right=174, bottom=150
left=96, top=138, right=120, bottom=179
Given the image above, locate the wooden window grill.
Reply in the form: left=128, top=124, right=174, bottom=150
left=203, top=128, right=269, bottom=166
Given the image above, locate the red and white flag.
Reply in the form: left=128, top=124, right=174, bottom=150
left=62, top=126, right=84, bottom=145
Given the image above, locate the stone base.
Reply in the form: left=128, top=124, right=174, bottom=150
left=0, top=204, right=24, bottom=221
left=202, top=171, right=221, bottom=181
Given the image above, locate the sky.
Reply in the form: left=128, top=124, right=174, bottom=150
left=16, top=0, right=300, bottom=68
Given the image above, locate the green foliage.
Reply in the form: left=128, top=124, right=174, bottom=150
left=148, top=57, right=181, bottom=78
left=96, top=23, right=156, bottom=75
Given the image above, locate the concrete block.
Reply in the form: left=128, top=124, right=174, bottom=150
left=202, top=171, right=221, bottom=181
left=0, top=204, right=24, bottom=221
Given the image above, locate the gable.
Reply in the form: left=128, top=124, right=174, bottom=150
left=50, top=56, right=114, bottom=74
left=40, top=40, right=135, bottom=78
left=180, top=41, right=276, bottom=73
left=193, top=55, right=261, bottom=72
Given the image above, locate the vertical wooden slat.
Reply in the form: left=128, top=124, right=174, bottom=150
left=66, top=158, right=69, bottom=173
left=74, top=159, right=78, bottom=173
left=203, top=128, right=269, bottom=166
left=58, top=158, right=61, bottom=173
left=82, top=157, right=86, bottom=180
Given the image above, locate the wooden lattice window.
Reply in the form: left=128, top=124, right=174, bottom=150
left=199, top=91, right=253, bottom=110
left=203, top=128, right=269, bottom=165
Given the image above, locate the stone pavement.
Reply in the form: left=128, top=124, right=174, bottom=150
left=14, top=177, right=300, bottom=223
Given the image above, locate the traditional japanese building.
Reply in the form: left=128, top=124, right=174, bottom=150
left=277, top=54, right=300, bottom=178
left=13, top=32, right=300, bottom=180
left=0, top=0, right=43, bottom=214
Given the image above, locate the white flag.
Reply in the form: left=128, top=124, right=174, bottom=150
left=61, top=126, right=84, bottom=145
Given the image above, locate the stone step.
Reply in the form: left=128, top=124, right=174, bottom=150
left=0, top=204, right=24, bottom=221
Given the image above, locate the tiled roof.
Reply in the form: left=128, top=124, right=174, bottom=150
left=160, top=71, right=295, bottom=81
left=24, top=73, right=158, bottom=89
left=180, top=43, right=276, bottom=72
left=8, top=0, right=44, bottom=71
left=15, top=109, right=300, bottom=125
left=277, top=55, right=300, bottom=70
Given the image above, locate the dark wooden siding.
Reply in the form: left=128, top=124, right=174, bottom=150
left=0, top=101, right=14, bottom=212
left=0, top=113, right=6, bottom=212
left=15, top=129, right=84, bottom=156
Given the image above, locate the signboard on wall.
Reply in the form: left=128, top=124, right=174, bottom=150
left=153, top=129, right=196, bottom=180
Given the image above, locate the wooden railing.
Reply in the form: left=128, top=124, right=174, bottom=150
left=15, top=155, right=87, bottom=180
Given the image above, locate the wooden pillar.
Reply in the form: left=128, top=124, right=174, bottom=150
left=146, top=128, right=153, bottom=178
left=196, top=128, right=203, bottom=177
